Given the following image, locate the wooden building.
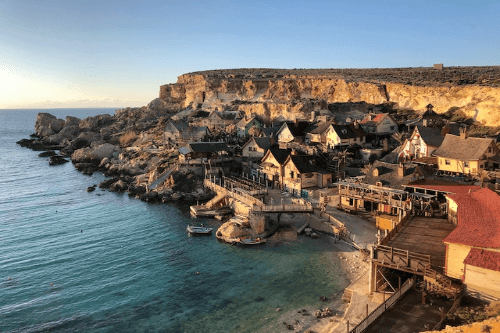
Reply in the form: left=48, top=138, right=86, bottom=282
left=360, top=113, right=399, bottom=135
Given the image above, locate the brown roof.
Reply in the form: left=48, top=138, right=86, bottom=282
left=362, top=161, right=425, bottom=189
left=433, top=134, right=495, bottom=160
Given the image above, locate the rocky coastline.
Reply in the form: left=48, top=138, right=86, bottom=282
left=17, top=107, right=215, bottom=205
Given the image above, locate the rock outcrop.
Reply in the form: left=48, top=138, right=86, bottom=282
left=160, top=67, right=500, bottom=126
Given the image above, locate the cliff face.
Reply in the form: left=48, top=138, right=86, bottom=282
left=159, top=68, right=500, bottom=126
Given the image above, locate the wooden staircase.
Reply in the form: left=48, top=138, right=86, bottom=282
left=424, top=268, right=462, bottom=299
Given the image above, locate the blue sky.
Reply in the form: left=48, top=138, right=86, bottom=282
left=0, top=0, right=498, bottom=108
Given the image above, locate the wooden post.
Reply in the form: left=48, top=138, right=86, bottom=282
left=347, top=320, right=349, bottom=332
left=399, top=277, right=401, bottom=290
left=366, top=303, right=369, bottom=318
left=383, top=290, right=386, bottom=302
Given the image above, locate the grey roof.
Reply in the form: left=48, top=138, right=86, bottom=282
left=415, top=124, right=461, bottom=148
left=287, top=155, right=324, bottom=173
left=181, top=126, right=208, bottom=140
left=165, top=120, right=189, bottom=132
left=267, top=147, right=291, bottom=165
left=305, top=121, right=334, bottom=135
left=433, top=134, right=495, bottom=160
left=331, top=123, right=366, bottom=139
left=253, top=137, right=273, bottom=150
left=362, top=161, right=424, bottom=189
left=262, top=126, right=281, bottom=137
left=379, top=147, right=402, bottom=164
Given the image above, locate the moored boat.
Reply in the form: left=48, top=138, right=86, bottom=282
left=186, top=225, right=213, bottom=235
left=237, top=237, right=266, bottom=246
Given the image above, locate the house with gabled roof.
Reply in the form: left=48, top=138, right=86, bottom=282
left=197, top=111, right=240, bottom=129
left=178, top=142, right=228, bottom=162
left=282, top=153, right=332, bottom=196
left=241, top=137, right=273, bottom=159
left=259, top=147, right=291, bottom=188
left=443, top=188, right=500, bottom=298
left=276, top=121, right=310, bottom=145
left=164, top=119, right=189, bottom=142
left=433, top=130, right=500, bottom=175
left=180, top=126, right=209, bottom=142
left=304, top=121, right=334, bottom=145
left=236, top=116, right=262, bottom=138
left=360, top=113, right=399, bottom=135
left=324, top=122, right=366, bottom=149
left=401, top=123, right=461, bottom=160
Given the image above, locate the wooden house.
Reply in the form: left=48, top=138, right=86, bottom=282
left=304, top=121, right=334, bottom=145
left=443, top=188, right=500, bottom=298
left=360, top=113, right=399, bottom=135
left=433, top=130, right=500, bottom=175
left=236, top=116, right=262, bottom=138
left=282, top=154, right=332, bottom=197
left=241, top=137, right=274, bottom=180
left=401, top=124, right=461, bottom=160
left=324, top=122, right=366, bottom=149
left=259, top=147, right=291, bottom=188
left=178, top=142, right=228, bottom=162
left=196, top=111, right=240, bottom=129
left=276, top=121, right=310, bottom=145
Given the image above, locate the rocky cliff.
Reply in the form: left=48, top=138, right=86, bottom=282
left=159, top=67, right=500, bottom=126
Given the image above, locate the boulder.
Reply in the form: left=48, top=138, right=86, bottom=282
left=49, top=155, right=70, bottom=165
left=49, top=118, right=65, bottom=133
left=35, top=113, right=58, bottom=137
left=71, top=143, right=121, bottom=164
left=109, top=180, right=128, bottom=193
left=99, top=177, right=120, bottom=189
left=38, top=150, right=57, bottom=157
left=64, top=116, right=81, bottom=127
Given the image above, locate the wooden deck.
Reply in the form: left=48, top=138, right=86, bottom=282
left=387, top=217, right=455, bottom=272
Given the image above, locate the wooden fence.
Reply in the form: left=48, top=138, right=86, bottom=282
left=349, top=277, right=415, bottom=333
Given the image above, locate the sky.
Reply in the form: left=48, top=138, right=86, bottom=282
left=0, top=0, right=498, bottom=109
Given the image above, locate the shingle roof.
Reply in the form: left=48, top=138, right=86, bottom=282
left=165, top=120, right=189, bottom=132
left=331, top=124, right=366, bottom=139
left=253, top=137, right=273, bottom=150
left=305, top=121, right=334, bottom=135
left=282, top=121, right=310, bottom=137
left=287, top=155, right=323, bottom=173
left=187, top=142, right=228, bottom=153
left=414, top=124, right=461, bottom=148
left=360, top=113, right=388, bottom=126
left=433, top=134, right=495, bottom=160
left=464, top=248, right=500, bottom=272
left=406, top=184, right=481, bottom=195
left=267, top=147, right=291, bottom=165
left=443, top=188, right=500, bottom=248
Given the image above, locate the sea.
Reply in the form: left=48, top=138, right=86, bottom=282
left=0, top=108, right=345, bottom=333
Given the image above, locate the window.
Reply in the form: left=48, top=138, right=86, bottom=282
left=390, top=126, right=395, bottom=130
left=445, top=159, right=450, bottom=165
left=489, top=147, right=493, bottom=153
left=464, top=162, right=469, bottom=168
left=290, top=171, right=294, bottom=178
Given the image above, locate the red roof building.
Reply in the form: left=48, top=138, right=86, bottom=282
left=464, top=248, right=500, bottom=272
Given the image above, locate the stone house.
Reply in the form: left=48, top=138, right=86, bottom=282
left=432, top=130, right=500, bottom=175
left=443, top=188, right=500, bottom=298
left=236, top=116, right=262, bottom=138
left=282, top=153, right=332, bottom=197
left=360, top=113, right=399, bottom=135
left=164, top=119, right=189, bottom=142
left=324, top=123, right=366, bottom=149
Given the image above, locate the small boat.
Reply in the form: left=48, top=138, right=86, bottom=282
left=186, top=225, right=213, bottom=235
left=237, top=237, right=266, bottom=246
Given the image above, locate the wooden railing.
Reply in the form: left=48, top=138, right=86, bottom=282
left=251, top=203, right=314, bottom=213
left=204, top=179, right=264, bottom=207
left=373, top=245, right=431, bottom=274
left=379, top=215, right=411, bottom=245
left=349, top=277, right=415, bottom=333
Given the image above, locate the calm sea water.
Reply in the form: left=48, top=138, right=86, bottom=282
left=0, top=108, right=344, bottom=333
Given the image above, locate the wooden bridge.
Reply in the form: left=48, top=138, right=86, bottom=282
left=251, top=203, right=314, bottom=214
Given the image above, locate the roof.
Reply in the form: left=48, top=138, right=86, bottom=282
left=236, top=116, right=260, bottom=128
left=413, top=124, right=462, bottom=148
left=262, top=126, right=281, bottom=138
left=305, top=121, right=334, bottom=135
left=181, top=126, right=208, bottom=139
left=186, top=142, right=228, bottom=153
left=433, top=134, right=495, bottom=160
left=443, top=188, right=500, bottom=248
left=422, top=108, right=440, bottom=119
left=165, top=120, right=189, bottom=132
left=266, top=147, right=291, bottom=165
left=189, top=110, right=210, bottom=118
left=286, top=155, right=323, bottom=173
left=360, top=113, right=392, bottom=127
left=362, top=161, right=425, bottom=189
left=280, top=121, right=310, bottom=137
left=464, top=248, right=500, bottom=272
left=379, top=146, right=402, bottom=164
left=242, top=137, right=273, bottom=151
left=331, top=123, right=366, bottom=139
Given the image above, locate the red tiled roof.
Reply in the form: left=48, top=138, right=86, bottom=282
left=360, top=113, right=387, bottom=125
left=408, top=185, right=481, bottom=195
left=443, top=188, right=500, bottom=248
left=464, top=248, right=500, bottom=272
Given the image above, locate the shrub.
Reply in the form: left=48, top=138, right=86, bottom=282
left=119, top=131, right=138, bottom=147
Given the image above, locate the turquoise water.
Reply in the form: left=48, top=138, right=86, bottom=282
left=0, top=109, right=344, bottom=332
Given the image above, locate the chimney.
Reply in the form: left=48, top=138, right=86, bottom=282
left=291, top=149, right=298, bottom=155
left=441, top=125, right=450, bottom=137
left=294, top=118, right=299, bottom=127
left=460, top=127, right=467, bottom=140
left=353, top=119, right=360, bottom=129
left=310, top=111, right=316, bottom=122
left=398, top=163, right=405, bottom=177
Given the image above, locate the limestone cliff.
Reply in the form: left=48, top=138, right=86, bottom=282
left=159, top=67, right=500, bottom=126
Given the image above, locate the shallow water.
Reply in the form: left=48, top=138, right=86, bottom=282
left=0, top=109, right=344, bottom=332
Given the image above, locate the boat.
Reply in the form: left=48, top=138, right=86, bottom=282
left=186, top=225, right=213, bottom=235
left=237, top=237, right=266, bottom=246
